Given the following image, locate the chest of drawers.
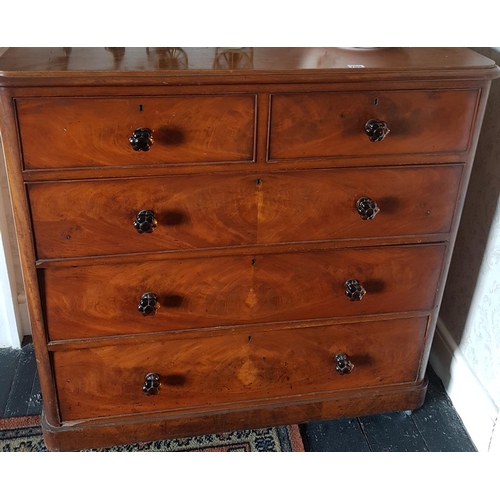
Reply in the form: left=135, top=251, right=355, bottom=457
left=1, top=47, right=498, bottom=451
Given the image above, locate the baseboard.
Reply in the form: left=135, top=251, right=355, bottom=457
left=430, top=318, right=499, bottom=452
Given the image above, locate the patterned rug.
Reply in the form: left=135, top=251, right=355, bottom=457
left=0, top=416, right=304, bottom=452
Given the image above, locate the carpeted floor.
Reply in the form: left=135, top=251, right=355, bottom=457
left=0, top=415, right=304, bottom=452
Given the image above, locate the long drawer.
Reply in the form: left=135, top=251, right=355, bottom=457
left=16, top=95, right=256, bottom=169
left=43, top=244, right=445, bottom=340
left=52, top=316, right=428, bottom=421
left=269, top=90, right=479, bottom=160
left=29, top=165, right=462, bottom=259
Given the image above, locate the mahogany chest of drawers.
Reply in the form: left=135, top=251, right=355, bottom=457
left=1, top=48, right=498, bottom=451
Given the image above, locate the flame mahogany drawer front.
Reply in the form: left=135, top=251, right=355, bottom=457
left=15, top=95, right=256, bottom=169
left=52, top=316, right=429, bottom=422
left=269, top=90, right=479, bottom=160
left=42, top=244, right=445, bottom=340
left=28, top=164, right=462, bottom=259
left=1, top=48, right=498, bottom=451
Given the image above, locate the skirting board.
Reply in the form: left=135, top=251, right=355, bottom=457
left=430, top=317, right=499, bottom=452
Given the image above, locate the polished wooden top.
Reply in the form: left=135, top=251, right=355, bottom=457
left=0, top=47, right=499, bottom=86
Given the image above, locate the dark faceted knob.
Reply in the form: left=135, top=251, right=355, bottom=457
left=142, top=373, right=161, bottom=395
left=335, top=353, right=354, bottom=375
left=138, top=292, right=160, bottom=316
left=134, top=210, right=157, bottom=234
left=345, top=279, right=366, bottom=301
left=365, top=119, right=390, bottom=142
left=129, top=127, right=153, bottom=151
left=356, top=197, right=380, bottom=220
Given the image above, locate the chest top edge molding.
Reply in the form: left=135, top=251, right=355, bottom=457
left=0, top=48, right=499, bottom=88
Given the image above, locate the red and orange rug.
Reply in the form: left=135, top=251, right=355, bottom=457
left=0, top=415, right=305, bottom=452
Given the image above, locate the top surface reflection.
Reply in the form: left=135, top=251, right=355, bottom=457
left=0, top=47, right=494, bottom=75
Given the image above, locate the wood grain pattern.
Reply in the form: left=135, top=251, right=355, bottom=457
left=269, top=90, right=479, bottom=159
left=42, top=244, right=445, bottom=340
left=1, top=48, right=498, bottom=451
left=41, top=380, right=428, bottom=451
left=1, top=48, right=495, bottom=75
left=28, top=165, right=462, bottom=259
left=256, top=165, right=463, bottom=243
left=16, top=95, right=256, bottom=169
left=0, top=89, right=61, bottom=426
left=1, top=48, right=499, bottom=88
left=28, top=173, right=258, bottom=259
left=52, top=316, right=428, bottom=421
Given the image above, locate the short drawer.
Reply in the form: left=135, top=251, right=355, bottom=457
left=43, top=244, right=445, bottom=340
left=29, top=165, right=461, bottom=259
left=16, top=95, right=256, bottom=169
left=52, top=316, right=428, bottom=421
left=269, top=90, right=479, bottom=160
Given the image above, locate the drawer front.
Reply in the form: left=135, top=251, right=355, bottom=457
left=28, top=174, right=258, bottom=259
left=29, top=165, right=461, bottom=259
left=257, top=164, right=462, bottom=244
left=269, top=90, right=478, bottom=160
left=16, top=95, right=256, bottom=169
left=53, top=316, right=428, bottom=421
left=43, top=244, right=445, bottom=340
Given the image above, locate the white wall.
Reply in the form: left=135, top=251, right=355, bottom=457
left=431, top=47, right=500, bottom=452
left=0, top=183, right=25, bottom=348
left=0, top=47, right=30, bottom=348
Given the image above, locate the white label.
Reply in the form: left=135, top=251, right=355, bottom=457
left=347, top=64, right=365, bottom=68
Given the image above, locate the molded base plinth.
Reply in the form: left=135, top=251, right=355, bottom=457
left=41, top=379, right=427, bottom=451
